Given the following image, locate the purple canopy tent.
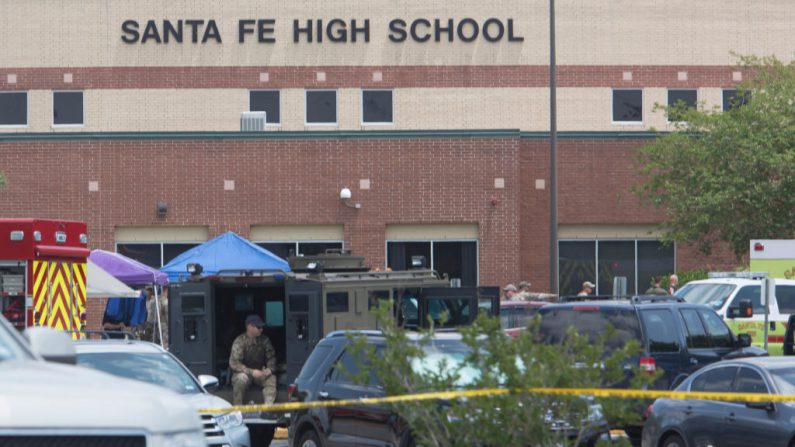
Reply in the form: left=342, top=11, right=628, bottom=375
left=89, top=249, right=170, bottom=346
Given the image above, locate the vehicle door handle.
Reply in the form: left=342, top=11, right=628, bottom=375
left=725, top=412, right=736, bottom=422
left=318, top=391, right=329, bottom=399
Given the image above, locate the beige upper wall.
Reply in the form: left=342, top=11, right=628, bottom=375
left=2, top=0, right=793, bottom=67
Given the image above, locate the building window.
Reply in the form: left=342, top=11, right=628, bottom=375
left=249, top=90, right=280, bottom=124
left=612, top=89, right=643, bottom=123
left=667, top=89, right=697, bottom=121
left=116, top=242, right=200, bottom=268
left=362, top=90, right=393, bottom=124
left=722, top=89, right=749, bottom=112
left=53, top=91, right=84, bottom=126
left=386, top=241, right=478, bottom=287
left=558, top=240, right=675, bottom=296
left=0, top=92, right=27, bottom=127
left=305, top=90, right=337, bottom=124
left=255, top=241, right=344, bottom=260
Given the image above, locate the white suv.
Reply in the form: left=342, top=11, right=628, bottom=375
left=0, top=316, right=207, bottom=446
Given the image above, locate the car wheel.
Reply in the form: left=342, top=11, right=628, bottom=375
left=662, top=433, right=686, bottom=447
left=298, top=429, right=322, bottom=447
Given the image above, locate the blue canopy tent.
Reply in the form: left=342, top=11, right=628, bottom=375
left=160, top=231, right=291, bottom=281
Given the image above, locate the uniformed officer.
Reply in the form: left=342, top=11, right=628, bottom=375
left=229, top=314, right=277, bottom=406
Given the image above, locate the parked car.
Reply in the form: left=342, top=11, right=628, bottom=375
left=500, top=300, right=546, bottom=336
left=0, top=316, right=206, bottom=446
left=643, top=357, right=795, bottom=447
left=537, top=296, right=767, bottom=444
left=675, top=277, right=795, bottom=354
left=287, top=330, right=607, bottom=447
left=73, top=338, right=250, bottom=447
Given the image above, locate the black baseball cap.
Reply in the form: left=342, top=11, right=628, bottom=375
left=245, top=314, right=265, bottom=328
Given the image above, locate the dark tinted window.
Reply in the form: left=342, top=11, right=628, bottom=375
left=306, top=90, right=337, bottom=124
left=250, top=90, right=280, bottom=123
left=290, top=294, right=309, bottom=312
left=729, top=286, right=764, bottom=315
left=326, top=292, right=349, bottom=313
left=733, top=367, right=768, bottom=394
left=612, top=89, right=642, bottom=122
left=680, top=309, right=710, bottom=349
left=257, top=242, right=295, bottom=260
left=598, top=241, right=635, bottom=296
left=699, top=309, right=734, bottom=348
left=0, top=92, right=27, bottom=126
left=163, top=243, right=199, bottom=266
left=298, top=242, right=343, bottom=256
left=640, top=309, right=680, bottom=353
left=427, top=297, right=471, bottom=328
left=775, top=286, right=795, bottom=314
left=691, top=366, right=737, bottom=392
left=297, top=344, right=333, bottom=380
left=362, top=90, right=393, bottom=123
left=667, top=89, right=697, bottom=121
left=558, top=241, right=596, bottom=296
left=53, top=91, right=84, bottom=125
left=330, top=349, right=380, bottom=386
left=181, top=294, right=205, bottom=313
left=432, top=241, right=478, bottom=287
left=501, top=306, right=540, bottom=329
left=117, top=243, right=161, bottom=268
left=637, top=241, right=675, bottom=297
left=722, top=89, right=749, bottom=111
left=387, top=242, right=431, bottom=270
left=539, top=306, right=642, bottom=350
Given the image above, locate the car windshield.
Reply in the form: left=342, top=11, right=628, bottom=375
left=675, top=283, right=736, bottom=310
left=76, top=351, right=202, bottom=395
left=539, top=306, right=642, bottom=350
left=0, top=319, right=34, bottom=361
left=768, top=367, right=795, bottom=395
left=411, top=338, right=480, bottom=387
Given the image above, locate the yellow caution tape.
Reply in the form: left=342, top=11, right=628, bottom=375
left=199, top=386, right=795, bottom=415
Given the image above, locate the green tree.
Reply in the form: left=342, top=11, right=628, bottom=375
left=636, top=56, right=795, bottom=258
left=0, top=172, right=5, bottom=188
left=346, top=305, right=656, bottom=446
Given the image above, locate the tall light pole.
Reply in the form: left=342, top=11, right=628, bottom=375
left=549, top=0, right=559, bottom=294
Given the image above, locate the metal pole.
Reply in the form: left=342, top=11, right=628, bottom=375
left=549, top=0, right=559, bottom=295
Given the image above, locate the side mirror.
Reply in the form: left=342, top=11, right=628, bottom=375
left=25, top=327, right=77, bottom=365
left=198, top=374, right=219, bottom=390
left=737, top=333, right=752, bottom=348
left=746, top=401, right=774, bottom=412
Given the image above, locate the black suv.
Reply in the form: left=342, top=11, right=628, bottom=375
left=538, top=296, right=767, bottom=442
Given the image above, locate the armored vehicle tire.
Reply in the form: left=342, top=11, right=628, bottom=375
left=249, top=424, right=275, bottom=447
left=298, top=429, right=322, bottom=447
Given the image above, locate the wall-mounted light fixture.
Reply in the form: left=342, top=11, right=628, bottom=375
left=157, top=201, right=168, bottom=217
left=339, top=187, right=361, bottom=209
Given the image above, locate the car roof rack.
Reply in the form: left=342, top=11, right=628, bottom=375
left=326, top=329, right=384, bottom=339
left=630, top=295, right=685, bottom=304
left=558, top=295, right=620, bottom=302
left=65, top=330, right=139, bottom=340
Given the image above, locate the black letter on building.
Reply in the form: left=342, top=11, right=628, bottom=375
left=482, top=18, right=504, bottom=42
left=185, top=20, right=204, bottom=43
left=456, top=18, right=479, bottom=42
left=350, top=19, right=369, bottom=42
left=239, top=19, right=255, bottom=43
left=327, top=19, right=347, bottom=43
left=388, top=19, right=407, bottom=43
left=121, top=20, right=140, bottom=44
left=163, top=20, right=183, bottom=43
left=203, top=20, right=222, bottom=43
left=141, top=20, right=162, bottom=44
left=258, top=19, right=276, bottom=43
left=410, top=18, right=431, bottom=43
left=294, top=19, right=312, bottom=42
left=507, top=19, right=524, bottom=42
left=434, top=18, right=454, bottom=42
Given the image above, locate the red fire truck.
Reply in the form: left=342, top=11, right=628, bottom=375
left=0, top=219, right=89, bottom=334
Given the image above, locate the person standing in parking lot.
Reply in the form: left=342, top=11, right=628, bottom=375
left=517, top=281, right=532, bottom=300
left=229, top=314, right=277, bottom=406
left=646, top=277, right=669, bottom=295
left=668, top=274, right=679, bottom=295
left=503, top=284, right=518, bottom=300
left=577, top=281, right=595, bottom=296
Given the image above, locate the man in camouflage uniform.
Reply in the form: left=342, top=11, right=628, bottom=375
left=229, top=314, right=277, bottom=406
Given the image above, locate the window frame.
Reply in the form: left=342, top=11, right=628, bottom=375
left=248, top=89, right=282, bottom=126
left=732, top=366, right=770, bottom=394
left=115, top=241, right=204, bottom=267
left=557, top=239, right=677, bottom=296
left=639, top=308, right=682, bottom=353
left=384, top=239, right=480, bottom=286
left=360, top=89, right=394, bottom=126
left=722, top=88, right=749, bottom=112
left=0, top=91, right=29, bottom=128
left=253, top=240, right=345, bottom=259
left=689, top=366, right=738, bottom=392
left=52, top=90, right=85, bottom=128
left=666, top=88, right=698, bottom=123
left=305, top=89, right=338, bottom=126
left=611, top=88, right=644, bottom=125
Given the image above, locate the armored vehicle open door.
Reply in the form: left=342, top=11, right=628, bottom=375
left=285, top=279, right=323, bottom=382
left=401, top=286, right=497, bottom=329
left=169, top=280, right=215, bottom=376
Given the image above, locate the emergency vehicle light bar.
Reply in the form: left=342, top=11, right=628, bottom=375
left=708, top=271, right=768, bottom=279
